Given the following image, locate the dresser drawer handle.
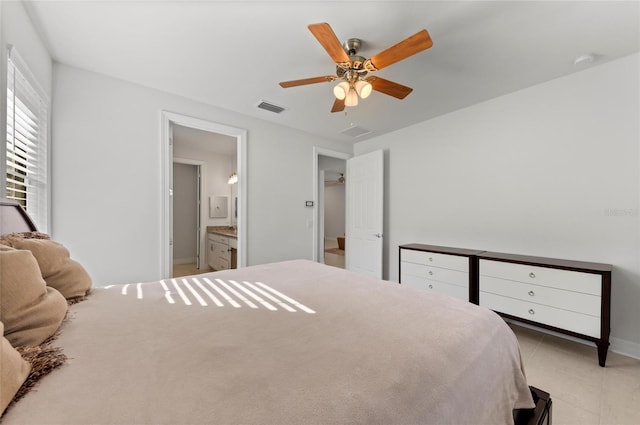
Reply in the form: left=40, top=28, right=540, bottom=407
left=428, top=271, right=433, bottom=275
left=428, top=284, right=433, bottom=289
left=529, top=272, right=536, bottom=278
left=528, top=290, right=535, bottom=297
left=428, top=257, right=433, bottom=262
left=528, top=309, right=535, bottom=315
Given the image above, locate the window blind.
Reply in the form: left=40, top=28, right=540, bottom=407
left=6, top=46, right=49, bottom=232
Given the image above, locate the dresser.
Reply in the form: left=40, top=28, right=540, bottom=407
left=398, top=243, right=613, bottom=366
left=399, top=244, right=483, bottom=303
left=477, top=251, right=612, bottom=366
left=207, top=232, right=238, bottom=271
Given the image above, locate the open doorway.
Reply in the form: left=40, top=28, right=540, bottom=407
left=161, top=111, right=247, bottom=279
left=322, top=164, right=346, bottom=268
left=172, top=125, right=235, bottom=277
left=313, top=147, right=352, bottom=266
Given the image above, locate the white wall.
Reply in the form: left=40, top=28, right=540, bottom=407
left=172, top=162, right=198, bottom=263
left=324, top=184, right=345, bottom=239
left=354, top=53, right=640, bottom=355
left=51, top=63, right=351, bottom=285
left=0, top=1, right=52, bottom=96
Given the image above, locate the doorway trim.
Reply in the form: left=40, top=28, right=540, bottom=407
left=312, top=146, right=352, bottom=262
left=161, top=111, right=247, bottom=278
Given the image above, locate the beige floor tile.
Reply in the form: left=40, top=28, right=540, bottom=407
left=526, top=365, right=602, bottom=415
left=600, top=355, right=640, bottom=425
left=529, top=341, right=604, bottom=387
left=600, top=402, right=640, bottom=425
left=324, top=252, right=345, bottom=268
left=509, top=324, right=544, bottom=361
left=512, top=323, right=640, bottom=425
left=172, top=262, right=211, bottom=277
left=324, top=238, right=345, bottom=268
left=540, top=333, right=603, bottom=362
left=551, top=397, right=601, bottom=425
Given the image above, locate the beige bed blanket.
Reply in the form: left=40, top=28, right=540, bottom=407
left=3, top=260, right=533, bottom=424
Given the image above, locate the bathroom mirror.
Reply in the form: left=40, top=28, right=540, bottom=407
left=230, top=183, right=238, bottom=224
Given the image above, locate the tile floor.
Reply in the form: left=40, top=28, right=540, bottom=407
left=172, top=262, right=211, bottom=277
left=323, top=238, right=345, bottom=269
left=510, top=323, right=640, bottom=425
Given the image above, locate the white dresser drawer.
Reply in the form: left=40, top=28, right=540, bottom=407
left=401, top=249, right=468, bottom=272
left=401, top=275, right=468, bottom=301
left=210, top=241, right=228, bottom=258
left=480, top=259, right=601, bottom=296
left=480, top=275, right=601, bottom=317
left=211, top=256, right=229, bottom=271
left=401, top=261, right=468, bottom=287
left=208, top=233, right=229, bottom=245
left=479, top=292, right=600, bottom=338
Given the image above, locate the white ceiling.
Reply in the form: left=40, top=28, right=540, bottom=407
left=25, top=1, right=640, bottom=144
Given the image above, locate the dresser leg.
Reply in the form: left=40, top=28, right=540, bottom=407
left=597, top=341, right=609, bottom=367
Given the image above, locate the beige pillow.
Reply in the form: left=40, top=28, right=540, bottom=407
left=2, top=236, right=91, bottom=300
left=0, top=248, right=68, bottom=347
left=0, top=321, right=31, bottom=414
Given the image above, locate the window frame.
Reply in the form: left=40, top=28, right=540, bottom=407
left=5, top=45, right=51, bottom=233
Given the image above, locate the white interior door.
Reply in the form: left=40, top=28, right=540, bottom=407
left=168, top=125, right=174, bottom=277
left=346, top=150, right=383, bottom=278
left=318, top=169, right=326, bottom=264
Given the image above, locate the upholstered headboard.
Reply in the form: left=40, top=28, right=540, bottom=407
left=0, top=198, right=37, bottom=234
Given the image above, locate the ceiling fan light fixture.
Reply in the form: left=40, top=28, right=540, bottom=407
left=345, top=88, right=358, bottom=107
left=354, top=80, right=372, bottom=99
left=333, top=81, right=349, bottom=100
left=279, top=23, right=433, bottom=113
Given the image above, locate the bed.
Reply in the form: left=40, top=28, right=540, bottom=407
left=0, top=198, right=546, bottom=424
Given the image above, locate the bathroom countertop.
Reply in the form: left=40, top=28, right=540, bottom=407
left=207, top=226, right=237, bottom=238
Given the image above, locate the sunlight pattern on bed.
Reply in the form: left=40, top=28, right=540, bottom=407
left=106, top=277, right=316, bottom=314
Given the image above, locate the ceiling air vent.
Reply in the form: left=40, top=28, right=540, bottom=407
left=257, top=100, right=286, bottom=114
left=340, top=126, right=371, bottom=138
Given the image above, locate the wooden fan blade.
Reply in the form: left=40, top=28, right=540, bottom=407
left=279, top=75, right=337, bottom=88
left=331, top=98, right=345, bottom=113
left=366, top=76, right=413, bottom=99
left=308, top=23, right=350, bottom=66
left=366, top=29, right=433, bottom=71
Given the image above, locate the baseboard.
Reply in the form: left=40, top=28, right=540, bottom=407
left=173, top=257, right=196, bottom=265
left=610, top=336, right=640, bottom=361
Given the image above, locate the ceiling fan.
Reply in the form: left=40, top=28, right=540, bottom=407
left=279, top=23, right=433, bottom=113
left=324, top=172, right=346, bottom=185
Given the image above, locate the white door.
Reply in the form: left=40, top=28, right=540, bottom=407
left=318, top=169, right=326, bottom=264
left=346, top=150, right=383, bottom=278
left=168, top=125, right=174, bottom=277
left=195, top=165, right=201, bottom=269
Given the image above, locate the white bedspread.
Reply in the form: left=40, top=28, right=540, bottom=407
left=3, top=260, right=533, bottom=424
